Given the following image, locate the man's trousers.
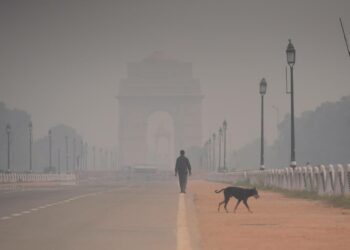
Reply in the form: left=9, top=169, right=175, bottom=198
left=178, top=173, right=188, bottom=193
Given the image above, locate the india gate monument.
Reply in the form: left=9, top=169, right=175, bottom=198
left=117, top=52, right=203, bottom=169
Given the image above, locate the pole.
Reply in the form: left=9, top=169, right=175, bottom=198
left=58, top=148, right=61, bottom=174
left=260, top=95, right=265, bottom=170
left=7, top=125, right=10, bottom=172
left=49, top=130, right=52, bottom=170
left=29, top=123, right=32, bottom=172
left=65, top=136, right=69, bottom=173
left=340, top=18, right=350, bottom=58
left=205, top=140, right=211, bottom=171
left=80, top=140, right=83, bottom=170
left=290, top=66, right=296, bottom=168
left=117, top=150, right=118, bottom=169
left=212, top=134, right=216, bottom=171
left=218, top=129, right=222, bottom=172
left=73, top=138, right=76, bottom=171
left=93, top=146, right=96, bottom=170
left=208, top=140, right=211, bottom=171
left=223, top=124, right=227, bottom=171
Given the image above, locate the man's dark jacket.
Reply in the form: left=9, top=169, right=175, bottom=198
left=175, top=155, right=192, bottom=175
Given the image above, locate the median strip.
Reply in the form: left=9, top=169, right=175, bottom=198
left=177, top=194, right=192, bottom=250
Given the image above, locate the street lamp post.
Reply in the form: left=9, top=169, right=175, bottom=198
left=65, top=136, right=69, bottom=173
left=115, top=150, right=118, bottom=170
left=81, top=140, right=84, bottom=170
left=48, top=130, right=52, bottom=170
left=259, top=78, right=267, bottom=170
left=93, top=146, right=96, bottom=170
left=286, top=39, right=296, bottom=169
left=6, top=124, right=11, bottom=172
left=57, top=148, right=61, bottom=174
left=100, top=148, right=103, bottom=169
left=218, top=128, right=222, bottom=172
left=203, top=141, right=206, bottom=170
left=223, top=120, right=227, bottom=172
left=29, top=122, right=33, bottom=172
left=73, top=138, right=76, bottom=171
left=212, top=133, right=216, bottom=171
left=208, top=139, right=212, bottom=171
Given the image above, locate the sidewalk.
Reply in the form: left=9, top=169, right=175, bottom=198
left=190, top=180, right=350, bottom=250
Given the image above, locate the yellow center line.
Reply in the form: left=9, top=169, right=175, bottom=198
left=177, top=194, right=192, bottom=250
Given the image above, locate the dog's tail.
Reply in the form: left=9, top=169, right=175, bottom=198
left=215, top=188, right=225, bottom=193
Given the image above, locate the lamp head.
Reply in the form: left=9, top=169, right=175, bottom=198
left=259, top=78, right=267, bottom=95
left=286, top=39, right=296, bottom=66
left=6, top=124, right=11, bottom=133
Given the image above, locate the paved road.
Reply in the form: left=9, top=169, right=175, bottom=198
left=0, top=180, right=188, bottom=250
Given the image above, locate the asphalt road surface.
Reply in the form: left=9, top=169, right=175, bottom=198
left=0, top=180, right=192, bottom=250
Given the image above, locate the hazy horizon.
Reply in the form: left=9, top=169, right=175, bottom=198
left=1, top=0, right=350, bottom=152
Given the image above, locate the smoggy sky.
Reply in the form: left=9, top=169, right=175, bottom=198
left=0, top=0, right=350, bottom=152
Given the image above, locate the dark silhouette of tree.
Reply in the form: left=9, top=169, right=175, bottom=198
left=231, top=95, right=350, bottom=169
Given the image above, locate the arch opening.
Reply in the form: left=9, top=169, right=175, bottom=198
left=147, top=111, right=175, bottom=169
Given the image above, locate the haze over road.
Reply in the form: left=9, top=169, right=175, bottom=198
left=0, top=180, right=188, bottom=250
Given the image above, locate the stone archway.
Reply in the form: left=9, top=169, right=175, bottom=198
left=117, top=52, right=203, bottom=168
left=147, top=111, right=174, bottom=169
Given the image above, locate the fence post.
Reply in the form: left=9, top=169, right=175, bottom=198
left=325, top=165, right=335, bottom=195
left=334, top=164, right=345, bottom=195
left=344, top=164, right=350, bottom=194
left=318, top=165, right=327, bottom=195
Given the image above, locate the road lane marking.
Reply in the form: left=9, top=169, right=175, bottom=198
left=0, top=191, right=17, bottom=194
left=0, top=191, right=103, bottom=222
left=177, top=194, right=192, bottom=250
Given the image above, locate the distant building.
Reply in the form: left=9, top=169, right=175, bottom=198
left=117, top=52, right=203, bottom=169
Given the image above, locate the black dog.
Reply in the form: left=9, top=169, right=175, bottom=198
left=215, top=186, right=259, bottom=213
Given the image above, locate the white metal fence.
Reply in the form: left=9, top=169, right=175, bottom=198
left=0, top=173, right=76, bottom=185
left=208, top=164, right=350, bottom=196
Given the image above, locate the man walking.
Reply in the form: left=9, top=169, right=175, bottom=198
left=175, top=150, right=192, bottom=193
